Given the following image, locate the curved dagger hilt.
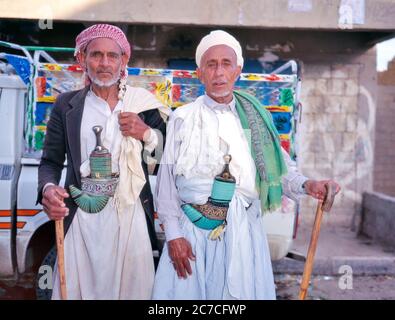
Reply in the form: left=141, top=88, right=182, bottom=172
left=217, top=154, right=235, bottom=182
left=90, top=126, right=111, bottom=179
left=92, top=126, right=108, bottom=153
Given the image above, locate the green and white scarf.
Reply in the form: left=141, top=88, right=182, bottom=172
left=234, top=90, right=287, bottom=213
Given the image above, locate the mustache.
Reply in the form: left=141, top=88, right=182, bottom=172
left=96, top=68, right=113, bottom=74
left=212, top=79, right=227, bottom=85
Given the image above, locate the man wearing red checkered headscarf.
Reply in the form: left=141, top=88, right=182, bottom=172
left=38, top=24, right=169, bottom=299
left=75, top=24, right=131, bottom=85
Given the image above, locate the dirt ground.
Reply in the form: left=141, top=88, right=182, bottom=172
left=1, top=273, right=395, bottom=300
left=274, top=274, right=395, bottom=300
left=0, top=273, right=36, bottom=300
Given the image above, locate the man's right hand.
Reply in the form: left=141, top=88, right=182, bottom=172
left=42, top=185, right=70, bottom=221
left=167, top=237, right=196, bottom=279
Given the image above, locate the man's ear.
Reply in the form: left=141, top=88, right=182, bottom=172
left=236, top=65, right=242, bottom=77
left=196, top=67, right=204, bottom=84
left=76, top=52, right=87, bottom=71
left=121, top=55, right=129, bottom=70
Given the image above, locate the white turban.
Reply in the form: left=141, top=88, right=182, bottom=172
left=195, top=30, right=244, bottom=68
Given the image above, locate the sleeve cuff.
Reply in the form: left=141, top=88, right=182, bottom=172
left=297, top=177, right=309, bottom=195
left=43, top=182, right=56, bottom=195
left=163, top=218, right=183, bottom=242
left=143, top=128, right=158, bottom=153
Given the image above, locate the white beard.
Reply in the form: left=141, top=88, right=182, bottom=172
left=210, top=90, right=231, bottom=98
left=90, top=76, right=119, bottom=88
left=87, top=64, right=122, bottom=88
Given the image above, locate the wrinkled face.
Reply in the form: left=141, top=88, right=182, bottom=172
left=80, top=38, right=128, bottom=87
left=197, top=45, right=241, bottom=103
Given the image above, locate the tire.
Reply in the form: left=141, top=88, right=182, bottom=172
left=34, top=246, right=56, bottom=300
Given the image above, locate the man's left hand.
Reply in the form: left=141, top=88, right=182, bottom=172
left=118, top=112, right=150, bottom=141
left=303, top=180, right=340, bottom=201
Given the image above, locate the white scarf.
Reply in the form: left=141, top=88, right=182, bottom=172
left=116, top=86, right=170, bottom=211
left=175, top=96, right=226, bottom=179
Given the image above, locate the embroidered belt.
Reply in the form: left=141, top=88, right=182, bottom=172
left=81, top=174, right=119, bottom=197
left=192, top=201, right=228, bottom=220
left=181, top=199, right=228, bottom=230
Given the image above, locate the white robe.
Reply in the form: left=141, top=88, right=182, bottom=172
left=51, top=89, right=155, bottom=300
left=152, top=95, right=279, bottom=300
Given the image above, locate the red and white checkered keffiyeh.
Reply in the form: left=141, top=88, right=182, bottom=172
left=75, top=24, right=131, bottom=84
left=75, top=24, right=131, bottom=58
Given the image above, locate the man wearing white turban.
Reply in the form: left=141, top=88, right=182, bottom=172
left=152, top=30, right=339, bottom=299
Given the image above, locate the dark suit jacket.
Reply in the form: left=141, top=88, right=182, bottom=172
left=37, top=86, right=166, bottom=251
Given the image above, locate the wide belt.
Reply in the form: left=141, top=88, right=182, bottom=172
left=182, top=197, right=229, bottom=230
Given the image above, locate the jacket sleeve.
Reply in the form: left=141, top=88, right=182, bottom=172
left=139, top=108, right=167, bottom=174
left=36, top=98, right=66, bottom=204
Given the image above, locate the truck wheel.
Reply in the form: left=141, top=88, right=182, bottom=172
left=35, top=246, right=56, bottom=300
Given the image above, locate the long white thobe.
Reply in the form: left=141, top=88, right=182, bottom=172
left=152, top=94, right=308, bottom=300
left=51, top=89, right=156, bottom=300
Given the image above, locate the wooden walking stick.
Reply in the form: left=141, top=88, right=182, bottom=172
left=55, top=219, right=67, bottom=300
left=299, top=182, right=338, bottom=300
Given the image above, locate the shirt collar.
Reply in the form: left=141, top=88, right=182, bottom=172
left=203, top=94, right=237, bottom=115
left=87, top=87, right=123, bottom=114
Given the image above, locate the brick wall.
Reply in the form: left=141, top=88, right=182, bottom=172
left=297, top=51, right=376, bottom=229
left=374, top=59, right=395, bottom=196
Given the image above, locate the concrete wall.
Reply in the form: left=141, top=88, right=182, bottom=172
left=374, top=59, right=395, bottom=197
left=361, top=192, right=395, bottom=249
left=1, top=0, right=395, bottom=31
